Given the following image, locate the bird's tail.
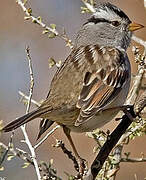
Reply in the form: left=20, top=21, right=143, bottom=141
left=3, top=109, right=43, bottom=132
left=37, top=119, right=54, bottom=140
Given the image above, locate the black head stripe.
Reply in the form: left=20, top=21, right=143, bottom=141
left=100, top=3, right=131, bottom=22
left=85, top=16, right=110, bottom=25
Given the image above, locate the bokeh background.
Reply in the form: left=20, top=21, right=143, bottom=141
left=0, top=0, right=146, bottom=179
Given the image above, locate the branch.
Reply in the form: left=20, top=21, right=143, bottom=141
left=144, top=0, right=146, bottom=8
left=20, top=47, right=41, bottom=180
left=81, top=0, right=96, bottom=13
left=84, top=90, right=146, bottom=180
left=54, top=140, right=79, bottom=173
left=0, top=133, right=14, bottom=166
left=16, top=0, right=58, bottom=36
left=121, top=157, right=146, bottom=163
left=24, top=46, right=34, bottom=113
left=118, top=67, right=145, bottom=145
left=126, top=65, right=145, bottom=105
left=132, top=35, right=146, bottom=50
left=0, top=142, right=33, bottom=166
left=19, top=91, right=40, bottom=107
left=34, top=125, right=60, bottom=149
left=16, top=0, right=73, bottom=48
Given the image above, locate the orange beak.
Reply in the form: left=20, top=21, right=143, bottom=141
left=128, top=22, right=144, bottom=31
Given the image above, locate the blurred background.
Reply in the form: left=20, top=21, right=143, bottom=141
left=0, top=0, right=145, bottom=179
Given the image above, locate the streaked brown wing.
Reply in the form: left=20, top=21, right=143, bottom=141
left=75, top=47, right=128, bottom=126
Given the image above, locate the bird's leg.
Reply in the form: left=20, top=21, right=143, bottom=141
left=63, top=126, right=87, bottom=175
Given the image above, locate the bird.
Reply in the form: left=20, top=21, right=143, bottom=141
left=3, top=2, right=144, bottom=174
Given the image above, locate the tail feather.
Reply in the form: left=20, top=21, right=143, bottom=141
left=37, top=119, right=54, bottom=140
left=3, top=109, right=43, bottom=132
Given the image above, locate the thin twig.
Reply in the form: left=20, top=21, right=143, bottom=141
left=144, top=0, right=146, bottom=8
left=81, top=0, right=96, bottom=13
left=126, top=66, right=145, bottom=105
left=16, top=0, right=73, bottom=48
left=54, top=140, right=79, bottom=172
left=34, top=125, right=60, bottom=149
left=19, top=91, right=40, bottom=107
left=117, top=120, right=145, bottom=145
left=16, top=0, right=58, bottom=36
left=20, top=47, right=41, bottom=180
left=0, top=142, right=33, bottom=165
left=0, top=132, right=14, bottom=166
left=24, top=47, right=34, bottom=114
left=118, top=79, right=146, bottom=145
left=132, top=35, right=146, bottom=49
left=121, top=157, right=146, bottom=163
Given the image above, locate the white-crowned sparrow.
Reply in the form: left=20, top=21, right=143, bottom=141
left=3, top=2, right=144, bottom=173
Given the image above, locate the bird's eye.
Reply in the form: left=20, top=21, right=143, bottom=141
left=111, top=21, right=120, bottom=27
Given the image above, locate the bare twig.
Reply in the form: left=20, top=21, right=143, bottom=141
left=16, top=0, right=73, bottom=48
left=132, top=35, right=146, bottom=49
left=0, top=132, right=14, bottom=166
left=121, top=157, right=146, bottom=163
left=118, top=91, right=146, bottom=144
left=16, top=0, right=58, bottom=36
left=54, top=140, right=79, bottom=173
left=81, top=0, right=96, bottom=13
left=0, top=142, right=33, bottom=165
left=19, top=91, right=40, bottom=107
left=20, top=47, right=41, bottom=180
left=144, top=0, right=146, bottom=8
left=117, top=120, right=145, bottom=146
left=126, top=66, right=145, bottom=105
left=24, top=46, right=34, bottom=114
left=34, top=125, right=60, bottom=149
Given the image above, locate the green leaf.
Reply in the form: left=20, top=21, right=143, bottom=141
left=48, top=33, right=56, bottom=39
left=42, top=29, right=49, bottom=34
left=7, top=154, right=15, bottom=161
left=48, top=57, right=56, bottom=68
left=23, top=0, right=28, bottom=5
left=50, top=24, right=56, bottom=29
left=37, top=16, right=42, bottom=22
left=124, top=152, right=131, bottom=158
left=32, top=19, right=38, bottom=24
left=27, top=8, right=32, bottom=15
left=22, top=162, right=30, bottom=168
